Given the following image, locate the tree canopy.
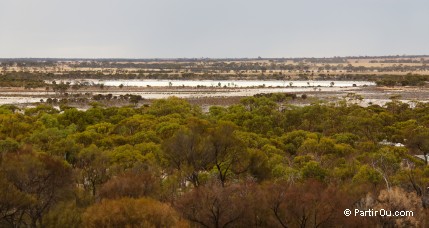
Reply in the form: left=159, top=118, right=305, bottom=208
left=1, top=95, right=429, bottom=227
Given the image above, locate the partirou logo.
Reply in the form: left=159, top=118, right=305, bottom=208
left=343, top=208, right=414, bottom=217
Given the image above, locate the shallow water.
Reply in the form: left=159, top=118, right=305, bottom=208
left=91, top=87, right=357, bottom=99
left=0, top=97, right=45, bottom=105
left=0, top=80, right=380, bottom=106
left=0, top=96, right=420, bottom=109
left=48, top=79, right=375, bottom=88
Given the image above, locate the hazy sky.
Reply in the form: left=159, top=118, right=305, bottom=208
left=1, top=0, right=428, bottom=58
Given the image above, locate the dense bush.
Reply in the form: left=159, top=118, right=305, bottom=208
left=1, top=96, right=429, bottom=227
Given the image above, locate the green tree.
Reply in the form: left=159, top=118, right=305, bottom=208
left=206, top=121, right=249, bottom=186
left=162, top=119, right=211, bottom=187
left=405, top=126, right=429, bottom=164
left=76, top=145, right=110, bottom=196
left=1, top=153, right=73, bottom=227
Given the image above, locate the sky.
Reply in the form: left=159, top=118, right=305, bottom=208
left=1, top=0, right=428, bottom=58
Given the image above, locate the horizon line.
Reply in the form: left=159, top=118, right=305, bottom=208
left=1, top=54, right=429, bottom=61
